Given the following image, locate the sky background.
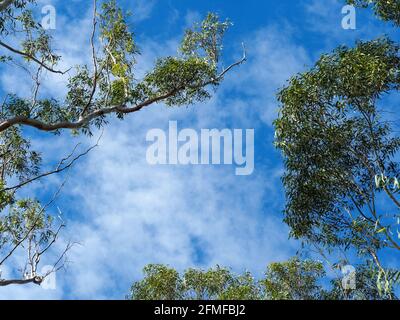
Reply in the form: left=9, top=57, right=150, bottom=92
left=0, top=0, right=399, bottom=299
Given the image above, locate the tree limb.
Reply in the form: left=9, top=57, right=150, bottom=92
left=0, top=277, right=42, bottom=286
left=0, top=47, right=246, bottom=134
left=1, top=135, right=101, bottom=192
left=0, top=41, right=69, bottom=75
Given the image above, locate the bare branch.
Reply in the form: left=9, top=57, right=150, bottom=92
left=0, top=131, right=102, bottom=272
left=45, top=241, right=76, bottom=277
left=0, top=169, right=71, bottom=267
left=215, top=42, right=247, bottom=80
left=37, top=223, right=65, bottom=257
left=1, top=133, right=102, bottom=192
left=0, top=40, right=70, bottom=75
left=0, top=183, right=75, bottom=287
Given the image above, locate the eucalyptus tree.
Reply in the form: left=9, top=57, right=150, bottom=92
left=130, top=259, right=387, bottom=300
left=347, top=0, right=400, bottom=25
left=130, top=264, right=263, bottom=300
left=263, top=257, right=326, bottom=300
left=274, top=0, right=400, bottom=295
left=327, top=262, right=398, bottom=300
left=0, top=0, right=244, bottom=286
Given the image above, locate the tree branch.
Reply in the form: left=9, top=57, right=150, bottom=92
left=81, top=0, right=99, bottom=117
left=0, top=40, right=69, bottom=75
left=0, top=87, right=184, bottom=132
left=0, top=170, right=70, bottom=267
left=0, top=277, right=42, bottom=286
left=1, top=135, right=101, bottom=192
left=0, top=42, right=246, bottom=134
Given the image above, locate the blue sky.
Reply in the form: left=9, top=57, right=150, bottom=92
left=0, top=0, right=399, bottom=299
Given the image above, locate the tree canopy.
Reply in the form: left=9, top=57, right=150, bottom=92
left=129, top=258, right=396, bottom=300
left=274, top=0, right=400, bottom=296
left=347, top=0, right=400, bottom=25
left=129, top=259, right=325, bottom=300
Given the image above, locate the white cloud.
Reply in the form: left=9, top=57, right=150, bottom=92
left=225, top=26, right=311, bottom=125
left=304, top=0, right=397, bottom=49
left=121, top=0, right=157, bottom=22
left=59, top=111, right=296, bottom=299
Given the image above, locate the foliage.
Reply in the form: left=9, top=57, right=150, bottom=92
left=274, top=37, right=400, bottom=253
left=130, top=258, right=397, bottom=300
left=183, top=266, right=261, bottom=300
left=131, top=259, right=335, bottom=300
left=130, top=264, right=262, bottom=300
left=347, top=0, right=400, bottom=25
left=263, top=257, right=326, bottom=300
left=0, top=1, right=36, bottom=34
left=0, top=198, right=64, bottom=285
left=274, top=1, right=400, bottom=297
left=130, top=265, right=185, bottom=300
left=0, top=199, right=53, bottom=252
left=180, top=13, right=232, bottom=65
left=0, top=126, right=41, bottom=184
left=0, top=2, right=235, bottom=135
left=327, top=262, right=398, bottom=300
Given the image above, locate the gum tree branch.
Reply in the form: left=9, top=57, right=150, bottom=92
left=81, top=0, right=99, bottom=117
left=0, top=47, right=247, bottom=134
left=0, top=178, right=73, bottom=287
left=0, top=277, right=43, bottom=286
left=0, top=168, right=70, bottom=268
left=1, top=134, right=101, bottom=192
left=0, top=41, right=70, bottom=75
